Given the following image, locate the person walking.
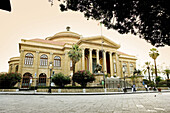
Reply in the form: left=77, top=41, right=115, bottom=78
left=145, top=84, right=148, bottom=91
left=133, top=84, right=136, bottom=92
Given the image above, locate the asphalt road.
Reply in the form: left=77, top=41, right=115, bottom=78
left=0, top=92, right=170, bottom=113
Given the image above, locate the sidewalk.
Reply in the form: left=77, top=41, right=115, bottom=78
left=0, top=90, right=170, bottom=95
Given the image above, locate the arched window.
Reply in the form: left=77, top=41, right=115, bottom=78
left=40, top=54, right=48, bottom=66
left=25, top=53, right=34, bottom=65
left=54, top=56, right=61, bottom=67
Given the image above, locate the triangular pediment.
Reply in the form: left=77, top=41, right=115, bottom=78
left=79, top=36, right=120, bottom=49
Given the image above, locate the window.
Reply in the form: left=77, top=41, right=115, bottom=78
left=113, top=59, right=116, bottom=73
left=15, top=65, right=18, bottom=73
left=40, top=54, right=48, bottom=66
left=70, top=60, right=73, bottom=70
left=25, top=53, right=34, bottom=65
left=54, top=56, right=61, bottom=67
left=130, top=64, right=134, bottom=74
left=122, top=63, right=127, bottom=73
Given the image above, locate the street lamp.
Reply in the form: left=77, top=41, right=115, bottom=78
left=123, top=65, right=127, bottom=93
left=48, top=61, right=53, bottom=93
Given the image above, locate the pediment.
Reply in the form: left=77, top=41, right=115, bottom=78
left=80, top=36, right=120, bottom=49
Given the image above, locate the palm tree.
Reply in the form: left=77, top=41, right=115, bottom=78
left=163, top=69, right=170, bottom=79
left=143, top=62, right=151, bottom=82
left=149, top=48, right=159, bottom=85
left=131, top=68, right=142, bottom=86
left=68, top=44, right=82, bottom=75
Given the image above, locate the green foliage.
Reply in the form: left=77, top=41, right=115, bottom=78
left=143, top=79, right=149, bottom=85
left=59, top=0, right=170, bottom=47
left=68, top=44, right=82, bottom=75
left=148, top=81, right=155, bottom=87
left=166, top=79, right=170, bottom=87
left=149, top=48, right=159, bottom=60
left=158, top=80, right=167, bottom=87
left=156, top=76, right=162, bottom=83
left=72, top=70, right=95, bottom=88
left=52, top=72, right=71, bottom=87
left=0, top=73, right=21, bottom=88
left=163, top=69, right=170, bottom=79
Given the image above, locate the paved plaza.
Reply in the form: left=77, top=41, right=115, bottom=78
left=0, top=92, right=170, bottom=113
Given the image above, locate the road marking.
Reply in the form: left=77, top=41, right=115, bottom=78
left=147, top=109, right=157, bottom=112
left=136, top=105, right=144, bottom=108
left=154, top=107, right=165, bottom=111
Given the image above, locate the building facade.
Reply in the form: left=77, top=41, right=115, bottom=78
left=8, top=28, right=137, bottom=88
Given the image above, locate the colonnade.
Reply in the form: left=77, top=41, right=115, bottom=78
left=81, top=48, right=118, bottom=77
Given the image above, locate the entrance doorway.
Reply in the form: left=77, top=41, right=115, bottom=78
left=22, top=72, right=32, bottom=88
left=38, top=73, right=47, bottom=86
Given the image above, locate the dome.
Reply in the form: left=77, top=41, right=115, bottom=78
left=46, top=27, right=81, bottom=41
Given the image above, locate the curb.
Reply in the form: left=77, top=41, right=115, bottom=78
left=0, top=90, right=170, bottom=96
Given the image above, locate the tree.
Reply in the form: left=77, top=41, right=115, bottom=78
left=131, top=68, right=142, bottom=85
left=52, top=72, right=71, bottom=87
left=68, top=44, right=82, bottom=75
left=163, top=69, right=170, bottom=79
left=72, top=70, right=95, bottom=88
left=143, top=62, right=151, bottom=81
left=149, top=48, right=159, bottom=85
left=0, top=73, right=21, bottom=88
left=58, top=0, right=170, bottom=47
left=0, top=0, right=11, bottom=12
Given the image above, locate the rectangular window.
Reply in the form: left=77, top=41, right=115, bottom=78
left=113, top=59, right=116, bottom=73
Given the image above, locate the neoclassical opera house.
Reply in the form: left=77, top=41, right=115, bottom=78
left=8, top=27, right=137, bottom=88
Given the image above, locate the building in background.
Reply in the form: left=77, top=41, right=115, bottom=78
left=8, top=27, right=139, bottom=88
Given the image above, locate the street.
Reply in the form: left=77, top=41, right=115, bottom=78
left=0, top=92, right=170, bottom=113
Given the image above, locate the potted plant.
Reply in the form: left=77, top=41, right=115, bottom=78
left=158, top=88, right=161, bottom=92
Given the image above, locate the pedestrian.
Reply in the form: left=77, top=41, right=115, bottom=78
left=145, top=84, right=148, bottom=91
left=133, top=84, right=136, bottom=92
left=117, top=84, right=120, bottom=92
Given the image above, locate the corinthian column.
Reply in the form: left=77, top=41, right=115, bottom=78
left=82, top=48, right=85, bottom=70
left=103, top=50, right=107, bottom=74
left=96, top=49, right=99, bottom=65
left=110, top=52, right=113, bottom=77
left=89, top=49, right=93, bottom=73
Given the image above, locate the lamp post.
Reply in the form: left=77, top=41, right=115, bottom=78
left=48, top=61, right=53, bottom=93
left=123, top=65, right=127, bottom=93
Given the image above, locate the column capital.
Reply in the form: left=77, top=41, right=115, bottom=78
left=109, top=52, right=113, bottom=55
left=81, top=48, right=85, bottom=50
left=89, top=48, right=93, bottom=51
left=50, top=52, right=53, bottom=55
left=36, top=51, right=39, bottom=53
left=20, top=49, right=24, bottom=53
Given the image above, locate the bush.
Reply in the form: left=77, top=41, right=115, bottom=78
left=143, top=79, right=149, bottom=85
left=72, top=70, right=95, bottom=88
left=0, top=73, right=21, bottom=88
left=166, top=79, right=170, bottom=87
left=52, top=72, right=71, bottom=87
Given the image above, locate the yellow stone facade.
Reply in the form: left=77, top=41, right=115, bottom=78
left=8, top=29, right=137, bottom=88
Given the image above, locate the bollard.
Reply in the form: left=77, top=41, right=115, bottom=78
left=58, top=89, right=61, bottom=93
left=83, top=88, right=86, bottom=93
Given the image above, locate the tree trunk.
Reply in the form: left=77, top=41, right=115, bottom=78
left=147, top=66, right=151, bottom=82
left=167, top=73, right=169, bottom=79
left=72, top=62, right=76, bottom=86
left=154, top=59, right=158, bottom=85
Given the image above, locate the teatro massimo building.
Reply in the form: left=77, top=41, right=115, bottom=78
left=8, top=27, right=138, bottom=88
